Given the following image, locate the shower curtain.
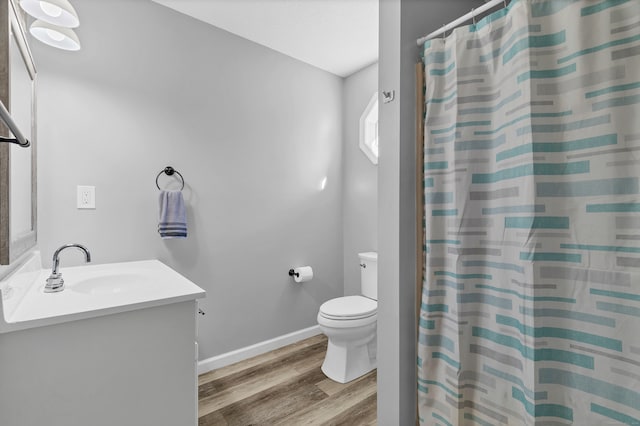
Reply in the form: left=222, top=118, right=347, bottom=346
left=418, top=0, right=640, bottom=425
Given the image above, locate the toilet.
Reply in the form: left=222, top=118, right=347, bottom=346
left=317, top=252, right=377, bottom=383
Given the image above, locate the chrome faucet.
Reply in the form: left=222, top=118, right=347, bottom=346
left=44, top=244, right=92, bottom=293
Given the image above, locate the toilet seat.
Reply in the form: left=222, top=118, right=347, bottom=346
left=319, top=295, right=377, bottom=320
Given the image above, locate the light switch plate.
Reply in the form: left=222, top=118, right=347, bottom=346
left=77, top=185, right=95, bottom=209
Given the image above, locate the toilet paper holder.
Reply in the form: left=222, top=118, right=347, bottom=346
left=288, top=266, right=313, bottom=283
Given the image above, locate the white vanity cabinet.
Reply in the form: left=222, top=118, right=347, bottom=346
left=0, top=253, right=205, bottom=426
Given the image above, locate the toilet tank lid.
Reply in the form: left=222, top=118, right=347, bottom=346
left=358, top=252, right=377, bottom=261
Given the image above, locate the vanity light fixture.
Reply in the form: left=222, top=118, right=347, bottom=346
left=19, top=0, right=79, bottom=28
left=29, top=19, right=80, bottom=51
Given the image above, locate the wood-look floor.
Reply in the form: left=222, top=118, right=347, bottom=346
left=198, top=334, right=377, bottom=425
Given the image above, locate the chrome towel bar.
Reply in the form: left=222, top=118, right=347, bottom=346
left=0, top=100, right=29, bottom=147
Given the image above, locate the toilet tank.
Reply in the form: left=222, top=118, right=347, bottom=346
left=358, top=252, right=377, bottom=300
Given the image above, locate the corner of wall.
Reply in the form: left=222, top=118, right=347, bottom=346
left=341, top=63, right=379, bottom=297
left=377, top=0, right=484, bottom=424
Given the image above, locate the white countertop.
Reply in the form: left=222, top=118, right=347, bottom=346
left=0, top=252, right=205, bottom=333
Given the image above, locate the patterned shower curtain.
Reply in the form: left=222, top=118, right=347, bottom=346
left=417, top=0, right=640, bottom=425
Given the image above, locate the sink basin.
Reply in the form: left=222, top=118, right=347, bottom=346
left=69, top=273, right=155, bottom=295
left=0, top=253, right=205, bottom=333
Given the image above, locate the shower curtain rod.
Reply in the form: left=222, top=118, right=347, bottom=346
left=416, top=0, right=508, bottom=46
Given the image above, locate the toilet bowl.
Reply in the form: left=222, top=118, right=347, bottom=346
left=317, top=252, right=378, bottom=383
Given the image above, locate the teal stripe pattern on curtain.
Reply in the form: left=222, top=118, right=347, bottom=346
left=418, top=0, right=640, bottom=425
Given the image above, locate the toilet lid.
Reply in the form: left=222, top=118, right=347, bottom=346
left=320, top=295, right=377, bottom=320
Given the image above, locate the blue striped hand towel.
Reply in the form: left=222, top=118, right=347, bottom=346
left=158, top=190, right=187, bottom=239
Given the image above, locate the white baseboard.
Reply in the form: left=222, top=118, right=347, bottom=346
left=197, top=325, right=322, bottom=375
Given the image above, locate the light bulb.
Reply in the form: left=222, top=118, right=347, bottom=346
left=45, top=28, right=65, bottom=41
left=21, top=0, right=80, bottom=28
left=39, top=1, right=63, bottom=18
left=30, top=20, right=81, bottom=50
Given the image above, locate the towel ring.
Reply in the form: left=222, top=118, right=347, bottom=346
left=156, top=166, right=185, bottom=191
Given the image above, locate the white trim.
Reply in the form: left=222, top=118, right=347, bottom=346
left=416, top=0, right=508, bottom=46
left=359, top=92, right=379, bottom=165
left=197, top=325, right=322, bottom=375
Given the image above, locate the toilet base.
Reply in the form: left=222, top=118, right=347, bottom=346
left=320, top=329, right=377, bottom=384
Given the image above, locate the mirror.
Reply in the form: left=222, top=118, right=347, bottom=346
left=0, top=0, right=37, bottom=264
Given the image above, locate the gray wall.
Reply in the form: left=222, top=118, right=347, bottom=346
left=34, top=0, right=344, bottom=360
left=342, top=62, right=378, bottom=295
left=377, top=0, right=483, bottom=423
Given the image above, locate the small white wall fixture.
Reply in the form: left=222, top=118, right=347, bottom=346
left=21, top=0, right=81, bottom=51
left=20, top=0, right=79, bottom=28
left=359, top=92, right=379, bottom=165
left=30, top=20, right=81, bottom=51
